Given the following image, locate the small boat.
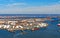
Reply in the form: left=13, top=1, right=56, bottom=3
left=34, top=28, right=39, bottom=30
left=31, top=28, right=39, bottom=31
left=38, top=23, right=48, bottom=28
left=57, top=24, right=60, bottom=26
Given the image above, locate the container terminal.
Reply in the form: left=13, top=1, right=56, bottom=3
left=0, top=16, right=49, bottom=32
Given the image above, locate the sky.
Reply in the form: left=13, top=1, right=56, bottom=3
left=0, top=0, right=60, bottom=14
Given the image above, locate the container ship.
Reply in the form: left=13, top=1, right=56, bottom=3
left=0, top=16, right=48, bottom=32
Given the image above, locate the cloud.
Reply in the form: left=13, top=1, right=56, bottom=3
left=18, top=4, right=60, bottom=14
left=0, top=2, right=27, bottom=9
left=6, top=3, right=27, bottom=7
left=0, top=1, right=60, bottom=14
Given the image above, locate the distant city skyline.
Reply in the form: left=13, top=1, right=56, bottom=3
left=0, top=0, right=60, bottom=14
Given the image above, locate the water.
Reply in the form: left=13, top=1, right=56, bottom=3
left=0, top=14, right=60, bottom=38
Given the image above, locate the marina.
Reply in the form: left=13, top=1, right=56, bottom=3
left=0, top=14, right=60, bottom=38
left=0, top=16, right=48, bottom=32
left=0, top=0, right=60, bottom=38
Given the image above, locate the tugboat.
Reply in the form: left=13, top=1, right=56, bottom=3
left=57, top=24, right=60, bottom=27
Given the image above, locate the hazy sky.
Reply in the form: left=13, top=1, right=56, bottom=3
left=0, top=0, right=60, bottom=14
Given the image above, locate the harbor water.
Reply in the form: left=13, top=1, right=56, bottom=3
left=0, top=14, right=60, bottom=38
